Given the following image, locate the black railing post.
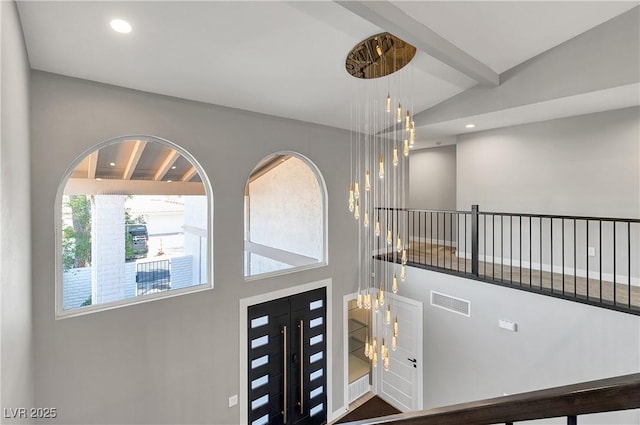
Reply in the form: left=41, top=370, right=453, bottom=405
left=472, top=204, right=479, bottom=276
left=567, top=415, right=577, bottom=425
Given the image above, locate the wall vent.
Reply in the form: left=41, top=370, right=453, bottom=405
left=431, top=291, right=470, bottom=317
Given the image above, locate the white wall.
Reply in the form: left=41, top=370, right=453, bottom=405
left=0, top=1, right=34, bottom=422
left=397, top=264, right=640, bottom=424
left=409, top=145, right=456, bottom=211
left=408, top=145, right=457, bottom=245
left=457, top=107, right=639, bottom=217
left=30, top=71, right=357, bottom=424
left=455, top=108, right=640, bottom=284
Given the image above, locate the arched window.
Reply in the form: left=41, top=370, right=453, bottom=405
left=56, top=136, right=212, bottom=317
left=244, top=152, right=327, bottom=278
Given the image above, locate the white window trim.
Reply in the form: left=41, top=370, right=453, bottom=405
left=54, top=134, right=214, bottom=319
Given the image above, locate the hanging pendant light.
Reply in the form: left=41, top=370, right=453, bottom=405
left=364, top=335, right=370, bottom=357
left=346, top=32, right=417, bottom=374
left=348, top=185, right=355, bottom=212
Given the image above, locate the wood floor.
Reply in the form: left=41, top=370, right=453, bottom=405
left=400, top=242, right=640, bottom=311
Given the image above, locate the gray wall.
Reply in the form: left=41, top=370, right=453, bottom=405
left=30, top=71, right=357, bottom=424
left=0, top=1, right=34, bottom=422
left=457, top=107, right=640, bottom=217
left=409, top=145, right=456, bottom=211
left=398, top=264, right=640, bottom=424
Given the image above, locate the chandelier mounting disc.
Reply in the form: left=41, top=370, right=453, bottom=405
left=346, top=32, right=417, bottom=79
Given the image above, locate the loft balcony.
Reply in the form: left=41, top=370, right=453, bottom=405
left=376, top=205, right=640, bottom=315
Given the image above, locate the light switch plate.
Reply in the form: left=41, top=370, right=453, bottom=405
left=229, top=394, right=238, bottom=407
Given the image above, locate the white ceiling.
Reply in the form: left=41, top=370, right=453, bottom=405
left=16, top=1, right=640, bottom=138
left=392, top=1, right=637, bottom=73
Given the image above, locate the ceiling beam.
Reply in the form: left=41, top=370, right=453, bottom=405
left=87, top=152, right=98, bottom=179
left=249, top=155, right=290, bottom=184
left=336, top=1, right=499, bottom=87
left=154, top=149, right=180, bottom=181
left=181, top=166, right=198, bottom=182
left=123, top=140, right=147, bottom=180
left=64, top=178, right=206, bottom=196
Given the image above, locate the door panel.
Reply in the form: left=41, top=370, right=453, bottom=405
left=379, top=294, right=423, bottom=412
left=248, top=287, right=327, bottom=425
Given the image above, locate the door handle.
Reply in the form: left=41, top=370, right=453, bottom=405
left=282, top=325, right=288, bottom=424
left=407, top=358, right=417, bottom=363
left=298, top=320, right=304, bottom=414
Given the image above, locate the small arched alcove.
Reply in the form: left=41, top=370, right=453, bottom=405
left=244, top=152, right=327, bottom=278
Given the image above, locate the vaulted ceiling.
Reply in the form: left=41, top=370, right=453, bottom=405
left=17, top=1, right=640, bottom=150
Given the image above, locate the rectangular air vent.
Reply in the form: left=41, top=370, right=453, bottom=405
left=431, top=291, right=470, bottom=317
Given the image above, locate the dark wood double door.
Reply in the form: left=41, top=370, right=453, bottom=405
left=248, top=287, right=327, bottom=425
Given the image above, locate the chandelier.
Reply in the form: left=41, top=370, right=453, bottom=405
left=346, top=33, right=416, bottom=371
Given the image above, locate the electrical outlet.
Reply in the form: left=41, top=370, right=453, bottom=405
left=588, top=246, right=596, bottom=257
left=499, top=319, right=517, bottom=332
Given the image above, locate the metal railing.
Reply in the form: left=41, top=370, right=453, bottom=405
left=340, top=373, right=640, bottom=425
left=377, top=205, right=640, bottom=315
left=136, top=259, right=171, bottom=295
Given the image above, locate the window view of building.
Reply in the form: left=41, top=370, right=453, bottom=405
left=59, top=138, right=210, bottom=314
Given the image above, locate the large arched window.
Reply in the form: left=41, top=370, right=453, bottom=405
left=244, top=152, right=327, bottom=278
left=56, top=135, right=212, bottom=317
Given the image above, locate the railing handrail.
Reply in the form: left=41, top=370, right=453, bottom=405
left=376, top=207, right=471, bottom=214
left=375, top=206, right=640, bottom=223
left=340, top=373, right=640, bottom=425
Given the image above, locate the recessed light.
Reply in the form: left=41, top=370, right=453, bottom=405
left=171, top=166, right=177, bottom=170
left=110, top=19, right=132, bottom=34
left=96, top=177, right=102, bottom=181
left=167, top=180, right=172, bottom=183
left=110, top=162, right=116, bottom=167
left=465, top=124, right=476, bottom=129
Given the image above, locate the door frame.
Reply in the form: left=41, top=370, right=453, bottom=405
left=240, top=278, right=333, bottom=425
